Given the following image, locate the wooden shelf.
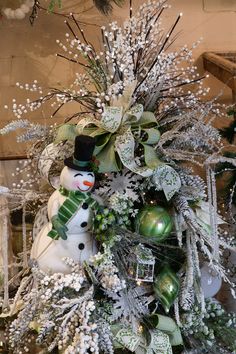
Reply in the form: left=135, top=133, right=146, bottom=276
left=203, top=51, right=236, bottom=102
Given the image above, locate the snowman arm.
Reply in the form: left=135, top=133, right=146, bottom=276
left=47, top=194, right=68, bottom=240
left=50, top=215, right=68, bottom=240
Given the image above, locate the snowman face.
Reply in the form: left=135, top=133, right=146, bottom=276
left=60, top=167, right=95, bottom=192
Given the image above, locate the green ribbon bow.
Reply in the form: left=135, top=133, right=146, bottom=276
left=54, top=83, right=181, bottom=199
left=55, top=104, right=161, bottom=176
left=78, top=104, right=161, bottom=175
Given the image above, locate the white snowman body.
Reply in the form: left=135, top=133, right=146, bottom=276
left=31, top=166, right=98, bottom=274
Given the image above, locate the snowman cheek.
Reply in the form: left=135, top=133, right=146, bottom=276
left=72, top=181, right=81, bottom=189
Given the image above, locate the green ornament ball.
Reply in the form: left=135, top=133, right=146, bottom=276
left=154, top=264, right=180, bottom=313
left=135, top=205, right=173, bottom=242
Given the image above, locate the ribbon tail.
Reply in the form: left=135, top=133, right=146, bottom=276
left=115, top=128, right=153, bottom=177
left=152, top=314, right=183, bottom=346
left=152, top=165, right=181, bottom=201
left=135, top=330, right=172, bottom=354
left=113, top=326, right=142, bottom=352
left=101, top=106, right=123, bottom=132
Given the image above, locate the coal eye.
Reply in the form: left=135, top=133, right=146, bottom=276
left=74, top=173, right=83, bottom=177
left=87, top=173, right=93, bottom=177
left=78, top=243, right=85, bottom=250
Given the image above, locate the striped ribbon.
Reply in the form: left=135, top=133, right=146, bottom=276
left=48, top=186, right=98, bottom=239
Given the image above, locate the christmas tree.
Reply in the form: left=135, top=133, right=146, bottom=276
left=0, top=1, right=236, bottom=353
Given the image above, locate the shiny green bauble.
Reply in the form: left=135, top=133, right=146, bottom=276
left=154, top=264, right=180, bottom=313
left=135, top=205, right=173, bottom=242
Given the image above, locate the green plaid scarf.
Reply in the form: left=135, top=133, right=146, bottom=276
left=48, top=186, right=99, bottom=239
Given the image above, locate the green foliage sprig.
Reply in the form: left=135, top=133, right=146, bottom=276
left=93, top=193, right=136, bottom=243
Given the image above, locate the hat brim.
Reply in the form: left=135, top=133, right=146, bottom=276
left=64, top=157, right=92, bottom=172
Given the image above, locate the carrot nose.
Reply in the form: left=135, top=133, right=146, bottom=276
left=83, top=180, right=93, bottom=187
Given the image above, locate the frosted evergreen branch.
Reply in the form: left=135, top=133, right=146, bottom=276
left=0, top=119, right=30, bottom=135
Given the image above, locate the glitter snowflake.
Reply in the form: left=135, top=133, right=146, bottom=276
left=106, top=285, right=152, bottom=324
left=96, top=169, right=142, bottom=201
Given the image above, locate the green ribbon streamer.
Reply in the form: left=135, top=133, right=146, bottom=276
left=149, top=314, right=183, bottom=346
left=113, top=327, right=172, bottom=354
left=112, top=314, right=182, bottom=353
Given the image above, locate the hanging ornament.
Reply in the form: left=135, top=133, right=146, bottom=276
left=127, top=244, right=155, bottom=283
left=135, top=206, right=173, bottom=242
left=200, top=262, right=222, bottom=298
left=154, top=265, right=180, bottom=313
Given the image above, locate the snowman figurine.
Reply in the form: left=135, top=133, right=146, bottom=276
left=31, top=135, right=99, bottom=274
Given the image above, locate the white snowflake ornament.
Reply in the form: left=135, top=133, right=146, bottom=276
left=96, top=169, right=142, bottom=201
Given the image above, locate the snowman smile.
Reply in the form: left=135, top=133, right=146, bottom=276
left=75, top=180, right=94, bottom=191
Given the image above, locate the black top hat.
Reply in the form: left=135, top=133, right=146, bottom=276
left=64, top=135, right=96, bottom=171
